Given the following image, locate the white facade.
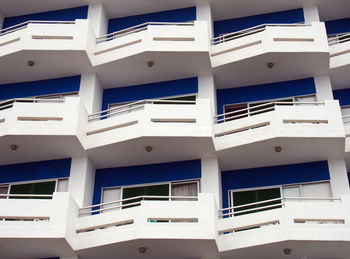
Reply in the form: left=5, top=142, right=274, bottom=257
left=1, top=1, right=350, bottom=259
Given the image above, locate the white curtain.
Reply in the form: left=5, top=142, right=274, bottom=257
left=171, top=182, right=198, bottom=200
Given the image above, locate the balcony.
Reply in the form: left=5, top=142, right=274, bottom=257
left=0, top=97, right=86, bottom=164
left=84, top=98, right=214, bottom=168
left=91, top=21, right=211, bottom=87
left=0, top=20, right=91, bottom=83
left=0, top=192, right=76, bottom=259
left=213, top=100, right=345, bottom=170
left=328, top=32, right=350, bottom=89
left=210, top=22, right=329, bottom=88
left=74, top=193, right=218, bottom=258
left=218, top=195, right=350, bottom=259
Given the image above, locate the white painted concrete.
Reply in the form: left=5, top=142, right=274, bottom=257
left=198, top=74, right=217, bottom=115
left=87, top=3, right=108, bottom=37
left=196, top=2, right=214, bottom=39
left=314, top=75, right=334, bottom=101
left=79, top=73, right=103, bottom=114
left=201, top=158, right=222, bottom=208
left=328, top=159, right=350, bottom=197
left=68, top=156, right=96, bottom=207
left=303, top=5, right=320, bottom=23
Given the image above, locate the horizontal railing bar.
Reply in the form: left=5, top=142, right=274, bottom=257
left=79, top=201, right=142, bottom=215
left=219, top=197, right=283, bottom=213
left=79, top=195, right=199, bottom=211
left=97, top=21, right=195, bottom=42
left=212, top=23, right=309, bottom=44
left=284, top=196, right=340, bottom=201
left=0, top=194, right=54, bottom=198
left=221, top=203, right=284, bottom=217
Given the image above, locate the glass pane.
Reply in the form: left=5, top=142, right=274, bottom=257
left=224, top=103, right=248, bottom=122
left=0, top=185, right=9, bottom=199
left=102, top=187, right=121, bottom=213
left=10, top=183, right=33, bottom=199
left=154, top=95, right=196, bottom=105
left=171, top=182, right=198, bottom=201
left=282, top=186, right=301, bottom=202
left=32, top=181, right=56, bottom=199
left=302, top=182, right=331, bottom=201
left=122, top=184, right=169, bottom=208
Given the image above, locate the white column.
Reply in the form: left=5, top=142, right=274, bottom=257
left=201, top=157, right=222, bottom=208
left=79, top=73, right=103, bottom=114
left=196, top=2, right=213, bottom=39
left=314, top=75, right=334, bottom=101
left=303, top=6, right=320, bottom=23
left=198, top=74, right=217, bottom=115
left=69, top=156, right=96, bottom=207
left=328, top=159, right=350, bottom=198
left=88, top=4, right=108, bottom=37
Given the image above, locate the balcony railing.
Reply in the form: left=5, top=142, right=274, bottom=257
left=328, top=32, right=350, bottom=46
left=96, top=21, right=195, bottom=43
left=88, top=99, right=196, bottom=122
left=0, top=98, right=64, bottom=111
left=211, top=23, right=309, bottom=45
left=79, top=195, right=198, bottom=216
left=214, top=101, right=324, bottom=124
left=0, top=20, right=75, bottom=37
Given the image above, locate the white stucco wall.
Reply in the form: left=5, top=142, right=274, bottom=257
left=87, top=4, right=108, bottom=37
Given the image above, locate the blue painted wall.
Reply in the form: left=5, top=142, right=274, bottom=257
left=93, top=159, right=201, bottom=205
left=221, top=161, right=330, bottom=208
left=325, top=18, right=350, bottom=35
left=213, top=8, right=304, bottom=37
left=216, top=78, right=316, bottom=115
left=107, top=7, right=196, bottom=34
left=0, top=159, right=71, bottom=184
left=333, top=88, right=350, bottom=106
left=102, top=77, right=198, bottom=110
left=2, top=6, right=88, bottom=29
left=0, top=76, right=81, bottom=100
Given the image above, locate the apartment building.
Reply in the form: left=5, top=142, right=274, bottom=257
left=1, top=0, right=350, bottom=258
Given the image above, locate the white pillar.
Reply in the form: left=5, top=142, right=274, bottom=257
left=328, top=159, right=350, bottom=198
left=196, top=2, right=213, bottom=39
left=87, top=4, right=108, bottom=37
left=79, top=73, right=103, bottom=114
left=201, top=157, right=222, bottom=208
left=69, top=156, right=96, bottom=207
left=303, top=6, right=320, bottom=23
left=198, top=74, right=217, bottom=115
left=314, top=75, right=334, bottom=101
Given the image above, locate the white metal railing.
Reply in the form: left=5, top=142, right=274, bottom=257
left=96, top=21, right=195, bottom=43
left=0, top=20, right=76, bottom=37
left=211, top=23, right=309, bottom=45
left=218, top=196, right=340, bottom=218
left=214, top=101, right=324, bottom=124
left=0, top=193, right=54, bottom=199
left=343, top=114, right=350, bottom=125
left=0, top=98, right=65, bottom=111
left=328, top=32, right=350, bottom=46
left=79, top=195, right=198, bottom=216
left=88, top=99, right=196, bottom=122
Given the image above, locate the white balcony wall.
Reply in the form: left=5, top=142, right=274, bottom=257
left=92, top=21, right=209, bottom=66
left=85, top=99, right=212, bottom=149
left=330, top=38, right=350, bottom=69
left=214, top=100, right=344, bottom=150
left=0, top=20, right=89, bottom=57
left=217, top=195, right=350, bottom=252
left=0, top=97, right=83, bottom=137
left=210, top=22, right=329, bottom=68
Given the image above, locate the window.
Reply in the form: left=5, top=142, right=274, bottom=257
left=223, top=94, right=316, bottom=122
left=101, top=187, right=121, bottom=213
left=0, top=178, right=69, bottom=199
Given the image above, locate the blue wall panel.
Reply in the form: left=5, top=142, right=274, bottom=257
left=102, top=77, right=198, bottom=110
left=0, top=159, right=71, bottom=184
left=0, top=76, right=81, bottom=100
left=108, top=7, right=196, bottom=34
left=221, top=161, right=330, bottom=208
left=325, top=18, right=350, bottom=35
left=333, top=88, right=350, bottom=106
left=3, top=6, right=88, bottom=29
left=93, top=159, right=201, bottom=205
left=216, top=78, right=316, bottom=115
left=213, top=9, right=304, bottom=37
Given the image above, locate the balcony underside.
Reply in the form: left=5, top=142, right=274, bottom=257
left=87, top=136, right=215, bottom=168
left=76, top=239, right=218, bottom=259
left=0, top=238, right=75, bottom=259
left=217, top=136, right=345, bottom=171
left=0, top=135, right=85, bottom=165
left=220, top=240, right=350, bottom=259
left=213, top=52, right=329, bottom=89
